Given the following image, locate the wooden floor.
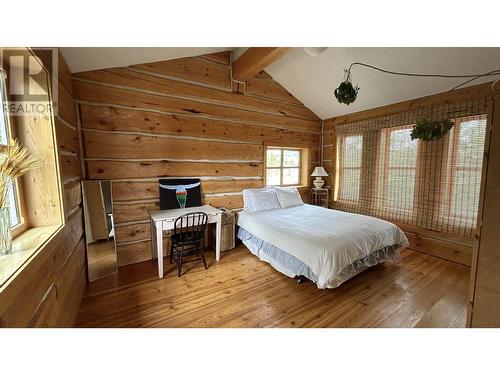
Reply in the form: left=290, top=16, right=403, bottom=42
left=76, top=245, right=470, bottom=328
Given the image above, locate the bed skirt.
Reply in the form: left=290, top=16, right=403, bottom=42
left=237, top=227, right=401, bottom=289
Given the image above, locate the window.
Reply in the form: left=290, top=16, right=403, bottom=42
left=378, top=126, right=418, bottom=217
left=337, top=135, right=363, bottom=202
left=442, top=115, right=487, bottom=228
left=265, top=147, right=302, bottom=186
left=0, top=71, right=24, bottom=233
left=332, top=106, right=488, bottom=239
left=0, top=47, right=64, bottom=290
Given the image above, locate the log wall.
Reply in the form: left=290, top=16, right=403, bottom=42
left=73, top=52, right=321, bottom=266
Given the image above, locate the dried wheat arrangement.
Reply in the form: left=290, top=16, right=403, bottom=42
left=0, top=140, right=41, bottom=208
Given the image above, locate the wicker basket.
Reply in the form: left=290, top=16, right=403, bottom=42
left=218, top=207, right=236, bottom=251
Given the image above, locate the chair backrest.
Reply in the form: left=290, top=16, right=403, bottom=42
left=173, top=212, right=208, bottom=242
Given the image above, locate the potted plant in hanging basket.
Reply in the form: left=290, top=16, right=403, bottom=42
left=410, top=118, right=454, bottom=141
left=334, top=70, right=359, bottom=105
left=0, top=140, right=41, bottom=255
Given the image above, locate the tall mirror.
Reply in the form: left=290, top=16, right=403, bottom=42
left=82, top=180, right=118, bottom=282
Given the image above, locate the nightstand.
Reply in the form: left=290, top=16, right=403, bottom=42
left=309, top=187, right=330, bottom=208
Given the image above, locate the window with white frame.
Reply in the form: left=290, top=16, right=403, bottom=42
left=265, top=147, right=303, bottom=186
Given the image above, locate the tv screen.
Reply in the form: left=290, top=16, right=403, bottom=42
left=159, top=178, right=202, bottom=210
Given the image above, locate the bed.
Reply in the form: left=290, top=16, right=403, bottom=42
left=237, top=201, right=409, bottom=289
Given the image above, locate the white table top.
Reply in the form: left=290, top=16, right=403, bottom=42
left=150, top=204, right=222, bottom=221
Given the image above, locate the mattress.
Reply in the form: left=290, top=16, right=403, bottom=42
left=237, top=204, right=409, bottom=289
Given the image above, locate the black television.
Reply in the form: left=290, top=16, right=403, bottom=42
left=159, top=178, right=202, bottom=210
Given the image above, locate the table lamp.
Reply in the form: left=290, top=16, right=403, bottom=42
left=311, top=166, right=329, bottom=189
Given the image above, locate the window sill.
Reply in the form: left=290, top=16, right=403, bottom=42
left=0, top=225, right=62, bottom=289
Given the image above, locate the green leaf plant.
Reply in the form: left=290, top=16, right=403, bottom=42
left=334, top=70, right=359, bottom=105
left=410, top=118, right=454, bottom=141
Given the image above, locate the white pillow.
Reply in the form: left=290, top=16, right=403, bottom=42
left=242, top=186, right=272, bottom=211
left=272, top=186, right=303, bottom=208
left=245, top=189, right=280, bottom=212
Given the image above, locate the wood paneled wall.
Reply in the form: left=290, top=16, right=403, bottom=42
left=73, top=52, right=321, bottom=266
left=322, top=82, right=496, bottom=266
left=0, top=49, right=86, bottom=327
left=468, top=93, right=500, bottom=327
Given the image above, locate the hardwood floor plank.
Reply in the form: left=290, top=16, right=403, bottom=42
left=75, top=245, right=470, bottom=328
left=414, top=271, right=469, bottom=328
left=341, top=256, right=448, bottom=328
left=264, top=250, right=419, bottom=327
left=271, top=252, right=429, bottom=328
left=375, top=261, right=466, bottom=327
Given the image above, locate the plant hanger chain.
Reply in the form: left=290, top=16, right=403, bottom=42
left=334, top=61, right=500, bottom=106
left=347, top=62, right=500, bottom=90
left=334, top=61, right=499, bottom=140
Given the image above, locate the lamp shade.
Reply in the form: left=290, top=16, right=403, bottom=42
left=311, top=166, right=328, bottom=177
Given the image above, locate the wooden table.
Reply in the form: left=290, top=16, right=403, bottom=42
left=150, top=205, right=223, bottom=278
left=309, top=187, right=330, bottom=208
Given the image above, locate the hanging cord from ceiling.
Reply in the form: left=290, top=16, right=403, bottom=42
left=347, top=62, right=500, bottom=90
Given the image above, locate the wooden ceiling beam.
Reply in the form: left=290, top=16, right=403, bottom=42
left=232, top=47, right=289, bottom=82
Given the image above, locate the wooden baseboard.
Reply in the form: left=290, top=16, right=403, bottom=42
left=404, top=231, right=473, bottom=266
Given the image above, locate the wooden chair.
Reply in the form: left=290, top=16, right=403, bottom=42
left=169, top=212, right=208, bottom=277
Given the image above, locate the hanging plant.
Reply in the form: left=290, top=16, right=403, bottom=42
left=334, top=69, right=359, bottom=105
left=410, top=118, right=454, bottom=141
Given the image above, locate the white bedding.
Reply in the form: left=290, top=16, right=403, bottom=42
left=237, top=204, right=409, bottom=288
